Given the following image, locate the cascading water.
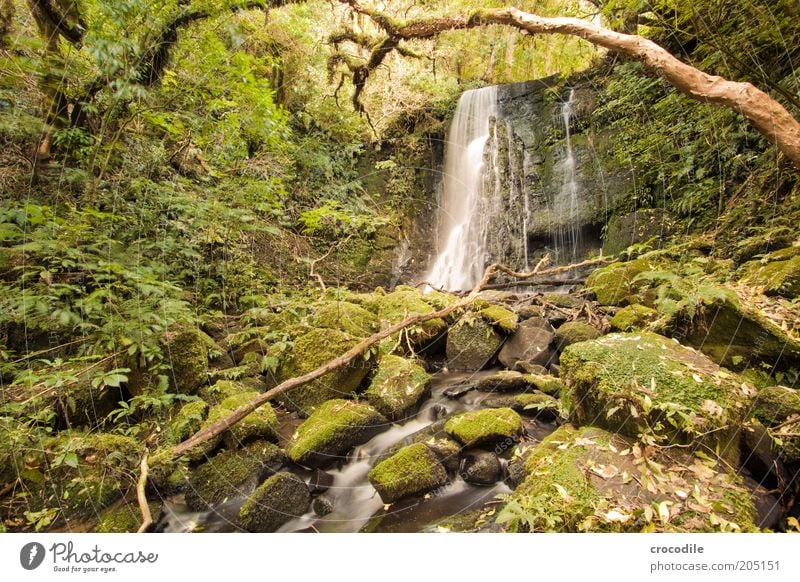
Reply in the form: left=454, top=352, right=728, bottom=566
left=552, top=89, right=581, bottom=264
left=426, top=86, right=497, bottom=291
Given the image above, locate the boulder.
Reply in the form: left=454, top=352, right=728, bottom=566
left=446, top=316, right=503, bottom=371
left=497, top=318, right=556, bottom=369
left=506, top=425, right=757, bottom=532
left=197, top=379, right=251, bottom=405
left=311, top=301, right=380, bottom=337
left=203, top=391, right=278, bottom=450
left=554, top=321, right=601, bottom=349
left=610, top=304, right=659, bottom=332
left=184, top=441, right=285, bottom=510
left=561, top=332, right=755, bottom=465
left=751, top=386, right=800, bottom=463
left=475, top=370, right=535, bottom=392
left=739, top=247, right=800, bottom=299
left=425, top=437, right=462, bottom=472
left=585, top=259, right=651, bottom=306
left=164, top=400, right=209, bottom=445
left=286, top=399, right=387, bottom=468
left=312, top=495, right=334, bottom=516
left=512, top=362, right=548, bottom=375
left=363, top=355, right=431, bottom=420
left=368, top=443, right=448, bottom=503
left=482, top=392, right=560, bottom=421
left=377, top=287, right=448, bottom=344
left=239, top=472, right=311, bottom=532
left=94, top=500, right=161, bottom=533
left=478, top=304, right=519, bottom=333
left=460, top=450, right=501, bottom=485
left=276, top=327, right=373, bottom=415
left=444, top=408, right=523, bottom=448
left=602, top=209, right=674, bottom=256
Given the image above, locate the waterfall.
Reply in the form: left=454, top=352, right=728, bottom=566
left=426, top=86, right=497, bottom=291
left=553, top=88, right=581, bottom=264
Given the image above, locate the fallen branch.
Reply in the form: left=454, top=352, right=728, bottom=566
left=136, top=454, right=152, bottom=534
left=172, top=254, right=604, bottom=459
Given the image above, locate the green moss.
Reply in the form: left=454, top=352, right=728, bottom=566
left=524, top=374, right=565, bottom=396
left=363, top=355, right=431, bottom=420
left=585, top=259, right=651, bottom=305
left=446, top=316, right=503, bottom=371
left=752, top=385, right=800, bottom=426
left=541, top=293, right=583, bottom=308
left=162, top=326, right=220, bottom=395
left=475, top=370, right=534, bottom=392
left=203, top=391, right=278, bottom=449
left=239, top=471, right=311, bottom=532
left=740, top=255, right=800, bottom=298
left=444, top=408, right=523, bottom=447
left=376, top=287, right=447, bottom=341
left=367, top=442, right=448, bottom=503
left=94, top=500, right=161, bottom=533
left=164, top=400, right=209, bottom=445
left=276, top=327, right=372, bottom=415
left=184, top=441, right=285, bottom=510
left=312, top=301, right=380, bottom=337
left=197, top=379, right=251, bottom=405
left=286, top=399, right=386, bottom=467
left=554, top=321, right=601, bottom=348
left=479, top=305, right=518, bottom=333
left=483, top=392, right=560, bottom=417
left=610, top=304, right=659, bottom=331
left=561, top=332, right=752, bottom=464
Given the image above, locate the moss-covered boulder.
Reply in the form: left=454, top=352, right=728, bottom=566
left=196, top=379, right=251, bottom=405
left=17, top=432, right=142, bottom=525
left=377, top=287, right=448, bottom=342
left=444, top=408, right=523, bottom=447
left=585, top=259, right=651, bottom=305
left=541, top=293, right=584, bottom=309
left=368, top=442, right=448, bottom=503
left=363, top=355, right=431, bottom=420
left=184, top=441, right=285, bottom=511
left=554, top=321, right=602, bottom=349
left=561, top=332, right=754, bottom=465
left=446, top=316, right=503, bottom=371
left=525, top=374, right=565, bottom=396
left=753, top=385, right=800, bottom=425
left=312, top=301, right=380, bottom=337
left=202, top=392, right=278, bottom=450
left=739, top=249, right=800, bottom=298
left=94, top=500, right=161, bottom=533
left=276, top=327, right=372, bottom=415
left=479, top=305, right=518, bottom=333
left=239, top=471, right=311, bottom=532
left=482, top=392, right=560, bottom=420
left=602, top=209, right=674, bottom=256
left=610, top=304, right=659, bottom=331
left=286, top=399, right=387, bottom=467
left=506, top=425, right=757, bottom=532
left=164, top=400, right=209, bottom=445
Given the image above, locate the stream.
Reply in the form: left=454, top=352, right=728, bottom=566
left=158, top=370, right=559, bottom=533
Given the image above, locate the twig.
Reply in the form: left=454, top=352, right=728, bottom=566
left=136, top=454, right=152, bottom=534
left=171, top=254, right=603, bottom=460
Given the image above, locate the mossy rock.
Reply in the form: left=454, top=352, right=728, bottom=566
left=368, top=442, right=448, bottom=503
left=196, top=379, right=251, bottom=405
left=239, top=471, right=311, bottom=532
left=311, top=301, right=380, bottom=337
left=202, top=392, right=278, bottom=449
left=585, top=259, right=651, bottom=305
left=683, top=296, right=800, bottom=371
left=554, top=321, right=602, bottom=349
left=482, top=392, right=560, bottom=419
left=507, top=425, right=757, bottom=532
left=444, top=408, right=523, bottom=447
left=602, top=209, right=674, bottom=256
left=610, top=304, right=659, bottom=332
left=146, top=447, right=189, bottom=496
left=184, top=441, right=285, bottom=511
left=479, top=305, right=518, bottom=333
left=276, top=327, right=372, bottom=415
left=286, top=399, right=387, bottom=468
left=729, top=228, right=795, bottom=264
left=752, top=386, right=800, bottom=426
left=94, top=500, right=161, bottom=533
left=475, top=370, right=536, bottom=392
left=376, top=287, right=448, bottom=342
left=18, top=432, right=142, bottom=524
left=560, top=332, right=754, bottom=465
left=739, top=254, right=800, bottom=298
left=3, top=360, right=124, bottom=430
left=525, top=374, right=565, bottom=396
left=162, top=326, right=221, bottom=394
left=446, top=316, right=503, bottom=371
left=164, top=400, right=209, bottom=445
left=363, top=355, right=431, bottom=420
left=541, top=293, right=583, bottom=309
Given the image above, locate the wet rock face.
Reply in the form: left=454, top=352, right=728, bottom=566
left=497, top=318, right=556, bottom=369
left=368, top=442, right=449, bottom=504
left=602, top=209, right=675, bottom=256
left=239, top=472, right=311, bottom=532
left=560, top=332, right=755, bottom=466
left=460, top=450, right=501, bottom=485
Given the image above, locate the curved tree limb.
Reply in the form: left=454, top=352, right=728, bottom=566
left=334, top=1, right=800, bottom=170
left=171, top=254, right=611, bottom=459
left=136, top=453, right=152, bottom=533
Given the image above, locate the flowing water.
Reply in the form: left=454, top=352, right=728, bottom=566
left=552, top=89, right=581, bottom=265
left=158, top=371, right=557, bottom=534
left=426, top=87, right=498, bottom=291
